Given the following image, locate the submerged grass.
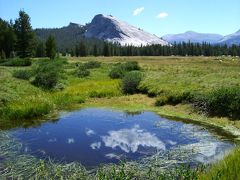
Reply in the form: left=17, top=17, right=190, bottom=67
left=0, top=131, right=205, bottom=179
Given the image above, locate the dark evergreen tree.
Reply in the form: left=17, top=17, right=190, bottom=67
left=0, top=18, right=16, bottom=58
left=93, top=44, right=98, bottom=56
left=14, top=10, right=35, bottom=58
left=45, top=35, right=56, bottom=59
left=66, top=38, right=240, bottom=57
left=70, top=48, right=75, bottom=57
left=75, top=45, right=79, bottom=57
left=0, top=50, right=6, bottom=59
left=35, top=41, right=46, bottom=57
left=79, top=41, right=87, bottom=56
left=103, top=42, right=109, bottom=56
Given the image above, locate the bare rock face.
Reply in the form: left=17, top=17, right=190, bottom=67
left=85, top=14, right=169, bottom=46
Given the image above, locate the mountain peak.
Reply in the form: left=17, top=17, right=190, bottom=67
left=94, top=14, right=113, bottom=18
left=85, top=14, right=169, bottom=46
left=185, top=31, right=197, bottom=34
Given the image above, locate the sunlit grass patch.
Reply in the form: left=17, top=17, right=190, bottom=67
left=64, top=79, right=121, bottom=98
left=199, top=148, right=240, bottom=180
left=2, top=95, right=54, bottom=120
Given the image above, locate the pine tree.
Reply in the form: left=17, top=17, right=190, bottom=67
left=45, top=35, right=56, bottom=59
left=0, top=18, right=16, bottom=58
left=79, top=41, right=86, bottom=56
left=70, top=49, right=75, bottom=57
left=93, top=44, right=98, bottom=56
left=14, top=10, right=35, bottom=58
left=103, top=42, right=109, bottom=56
left=75, top=45, right=79, bottom=57
left=35, top=41, right=46, bottom=57
left=0, top=50, right=6, bottom=59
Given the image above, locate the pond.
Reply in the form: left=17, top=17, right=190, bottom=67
left=0, top=108, right=235, bottom=169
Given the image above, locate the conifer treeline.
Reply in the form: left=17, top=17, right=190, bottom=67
left=64, top=41, right=240, bottom=57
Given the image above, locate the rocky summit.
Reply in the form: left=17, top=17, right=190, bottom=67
left=85, top=14, right=169, bottom=46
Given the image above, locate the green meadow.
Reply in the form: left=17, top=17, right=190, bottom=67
left=0, top=56, right=240, bottom=179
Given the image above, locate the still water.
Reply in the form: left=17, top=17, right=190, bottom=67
left=9, top=108, right=234, bottom=168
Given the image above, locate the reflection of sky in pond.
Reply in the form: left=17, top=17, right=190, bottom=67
left=11, top=108, right=234, bottom=168
left=102, top=124, right=165, bottom=153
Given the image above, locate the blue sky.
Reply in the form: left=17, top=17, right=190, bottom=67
left=0, top=0, right=239, bottom=36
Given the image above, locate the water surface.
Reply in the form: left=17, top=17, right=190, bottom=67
left=8, top=108, right=234, bottom=168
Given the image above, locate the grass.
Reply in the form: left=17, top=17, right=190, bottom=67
left=0, top=56, right=240, bottom=179
left=0, top=59, right=121, bottom=123
left=0, top=58, right=32, bottom=66
left=199, top=147, right=240, bottom=180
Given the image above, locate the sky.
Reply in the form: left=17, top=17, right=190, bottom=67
left=0, top=0, right=239, bottom=37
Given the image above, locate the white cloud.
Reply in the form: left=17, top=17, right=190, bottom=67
left=157, top=12, right=169, bottom=19
left=90, top=142, right=101, bottom=150
left=102, top=125, right=165, bottom=153
left=167, top=140, right=177, bottom=145
left=85, top=128, right=95, bottom=136
left=67, top=138, right=75, bottom=144
left=133, top=7, right=144, bottom=16
left=105, top=153, right=120, bottom=159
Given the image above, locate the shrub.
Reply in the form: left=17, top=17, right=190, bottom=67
left=207, top=87, right=240, bottom=119
left=109, top=65, right=125, bottom=79
left=122, top=71, right=143, bottom=94
left=155, top=95, right=169, bottom=106
left=155, top=91, right=193, bottom=106
left=46, top=35, right=56, bottom=59
left=123, top=61, right=140, bottom=71
left=0, top=58, right=32, bottom=66
left=32, top=59, right=65, bottom=90
left=192, top=87, right=240, bottom=119
left=75, top=65, right=90, bottom=78
left=109, top=61, right=140, bottom=79
left=12, top=69, right=32, bottom=80
left=167, top=92, right=193, bottom=105
left=84, top=61, right=101, bottom=69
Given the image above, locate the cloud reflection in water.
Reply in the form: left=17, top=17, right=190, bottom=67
left=90, top=142, right=101, bottom=150
left=102, top=125, right=166, bottom=153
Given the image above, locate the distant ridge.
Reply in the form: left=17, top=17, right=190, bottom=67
left=162, top=31, right=223, bottom=44
left=35, top=22, right=86, bottom=50
left=218, top=29, right=240, bottom=46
